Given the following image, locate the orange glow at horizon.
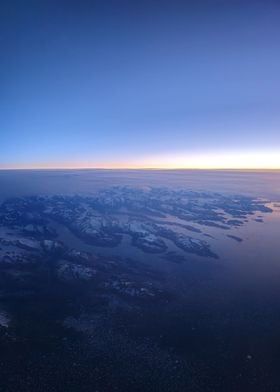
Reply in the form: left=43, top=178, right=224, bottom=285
left=1, top=151, right=280, bottom=170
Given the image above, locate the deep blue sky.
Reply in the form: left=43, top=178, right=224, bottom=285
left=1, top=0, right=280, bottom=168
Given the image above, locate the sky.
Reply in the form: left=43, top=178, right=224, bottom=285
left=1, top=0, right=280, bottom=169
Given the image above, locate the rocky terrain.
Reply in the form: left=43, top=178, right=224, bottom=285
left=0, top=187, right=271, bottom=262
left=0, top=187, right=276, bottom=392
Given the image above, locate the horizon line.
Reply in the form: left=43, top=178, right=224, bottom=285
left=1, top=166, right=280, bottom=171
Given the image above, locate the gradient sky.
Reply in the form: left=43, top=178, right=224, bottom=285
left=1, top=0, right=280, bottom=169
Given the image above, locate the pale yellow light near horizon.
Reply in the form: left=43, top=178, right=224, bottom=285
left=143, top=150, right=280, bottom=170
left=1, top=151, right=280, bottom=170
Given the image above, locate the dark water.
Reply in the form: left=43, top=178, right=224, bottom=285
left=0, top=169, right=280, bottom=391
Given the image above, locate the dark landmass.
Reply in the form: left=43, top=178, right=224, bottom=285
left=227, top=234, right=243, bottom=242
left=254, top=218, right=264, bottom=223
left=0, top=187, right=278, bottom=392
